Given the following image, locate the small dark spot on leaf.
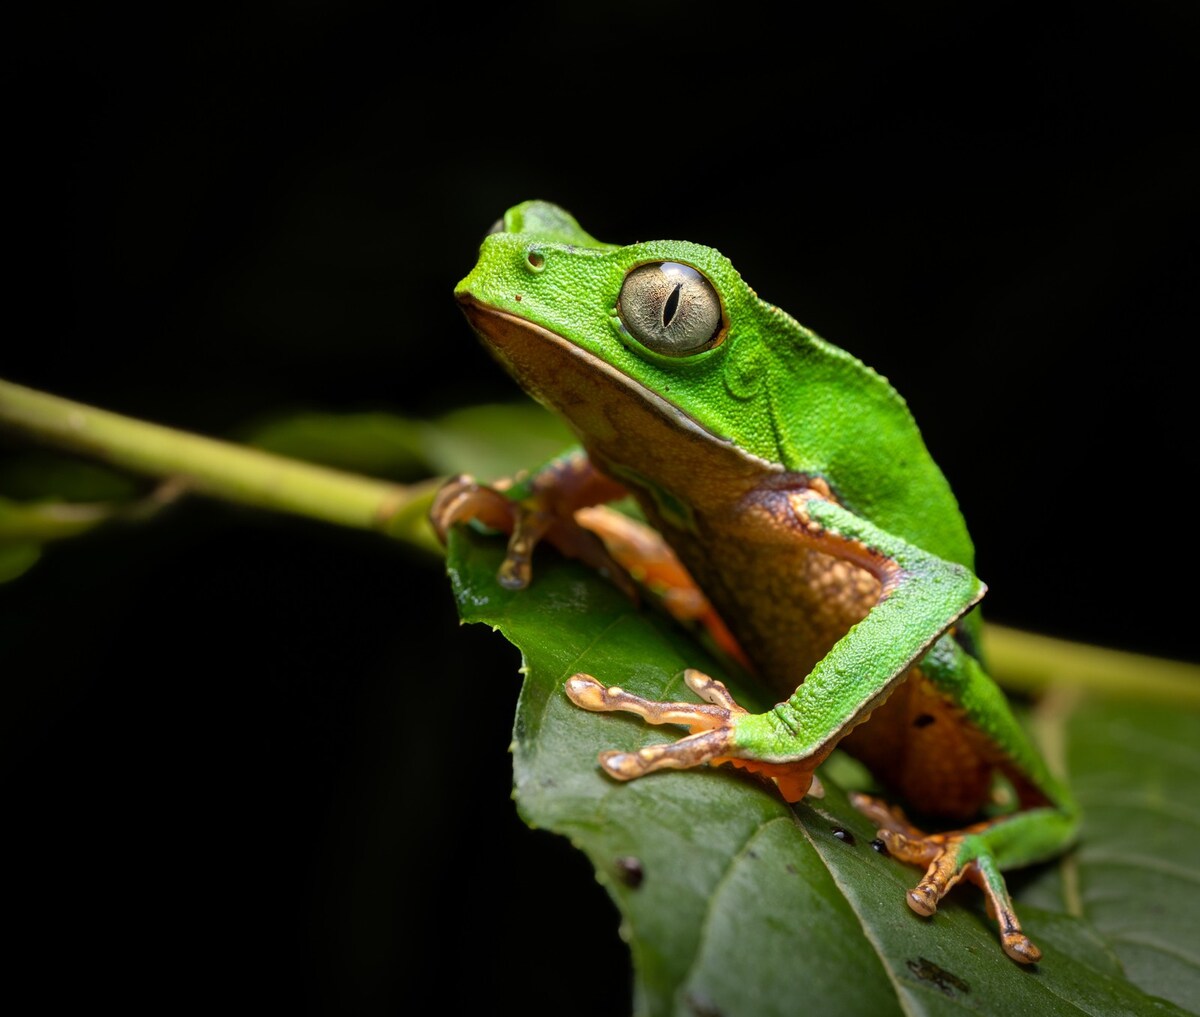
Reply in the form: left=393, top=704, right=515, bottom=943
left=906, top=957, right=970, bottom=996
left=746, top=849, right=760, bottom=860
left=832, top=826, right=857, bottom=846
left=786, top=863, right=798, bottom=875
left=913, top=713, right=936, bottom=728
left=614, top=856, right=644, bottom=888
left=870, top=838, right=888, bottom=854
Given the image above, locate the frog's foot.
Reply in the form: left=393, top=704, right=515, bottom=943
left=850, top=792, right=1041, bottom=965
left=566, top=669, right=821, bottom=802
left=430, top=468, right=636, bottom=597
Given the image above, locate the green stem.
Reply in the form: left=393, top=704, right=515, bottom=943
left=986, top=623, right=1200, bottom=703
left=0, top=378, right=443, bottom=552
left=4, top=379, right=1197, bottom=698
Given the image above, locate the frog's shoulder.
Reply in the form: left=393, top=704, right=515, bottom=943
left=754, top=303, right=977, bottom=571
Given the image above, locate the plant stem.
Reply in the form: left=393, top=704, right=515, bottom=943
left=0, top=378, right=442, bottom=552
left=986, top=623, right=1200, bottom=703
left=4, top=378, right=1197, bottom=698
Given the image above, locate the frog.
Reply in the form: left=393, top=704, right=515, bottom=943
left=431, top=200, right=1079, bottom=965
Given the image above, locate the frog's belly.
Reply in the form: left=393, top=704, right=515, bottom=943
left=838, top=668, right=997, bottom=821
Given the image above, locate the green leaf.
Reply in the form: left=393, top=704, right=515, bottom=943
left=244, top=401, right=573, bottom=482
left=244, top=410, right=429, bottom=479
left=0, top=452, right=139, bottom=502
left=0, top=493, right=127, bottom=584
left=0, top=541, right=40, bottom=583
left=445, top=529, right=1197, bottom=1017
left=0, top=452, right=146, bottom=581
left=1068, top=701, right=1200, bottom=1011
left=418, top=402, right=574, bottom=481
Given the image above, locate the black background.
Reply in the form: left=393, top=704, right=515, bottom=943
left=3, top=3, right=1197, bottom=1014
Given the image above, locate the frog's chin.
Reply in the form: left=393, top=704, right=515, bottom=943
left=457, top=296, right=718, bottom=445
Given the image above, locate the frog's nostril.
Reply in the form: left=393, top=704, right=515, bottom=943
left=526, top=250, right=546, bottom=272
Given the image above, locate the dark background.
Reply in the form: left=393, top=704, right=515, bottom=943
left=3, top=3, right=1196, bottom=1014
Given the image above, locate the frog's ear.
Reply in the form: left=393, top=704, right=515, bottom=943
left=499, top=200, right=610, bottom=249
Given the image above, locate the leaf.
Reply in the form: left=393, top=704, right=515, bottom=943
left=445, top=529, right=1197, bottom=1017
left=243, top=410, right=429, bottom=479
left=1067, top=700, right=1200, bottom=1012
left=0, top=452, right=139, bottom=502
left=418, top=402, right=575, bottom=481
left=0, top=541, right=40, bottom=583
left=244, top=401, right=573, bottom=483
left=0, top=453, right=145, bottom=581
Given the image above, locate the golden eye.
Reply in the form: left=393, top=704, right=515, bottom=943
left=618, top=262, right=725, bottom=357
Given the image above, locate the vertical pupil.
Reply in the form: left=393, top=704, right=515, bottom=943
left=662, top=281, right=682, bottom=328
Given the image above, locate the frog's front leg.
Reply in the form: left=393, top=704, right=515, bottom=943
left=567, top=484, right=1078, bottom=963
left=565, top=668, right=830, bottom=802
left=431, top=446, right=634, bottom=594
left=567, top=668, right=744, bottom=770
left=433, top=449, right=753, bottom=665
left=566, top=485, right=985, bottom=802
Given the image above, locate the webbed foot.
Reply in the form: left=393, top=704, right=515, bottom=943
left=565, top=669, right=743, bottom=778
left=851, top=792, right=1042, bottom=964
left=430, top=456, right=635, bottom=597
left=566, top=669, right=822, bottom=802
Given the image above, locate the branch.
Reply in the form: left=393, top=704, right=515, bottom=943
left=985, top=623, right=1200, bottom=703
left=4, top=378, right=1196, bottom=699
left=0, top=378, right=442, bottom=552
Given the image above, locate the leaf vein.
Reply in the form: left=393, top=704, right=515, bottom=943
left=1104, top=930, right=1200, bottom=971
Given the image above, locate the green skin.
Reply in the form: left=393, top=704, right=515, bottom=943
left=448, top=201, right=1079, bottom=964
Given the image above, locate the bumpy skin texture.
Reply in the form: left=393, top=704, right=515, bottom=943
left=448, top=201, right=1079, bottom=964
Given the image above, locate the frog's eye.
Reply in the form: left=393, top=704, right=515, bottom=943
left=618, top=262, right=725, bottom=357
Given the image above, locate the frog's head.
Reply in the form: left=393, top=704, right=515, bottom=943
left=455, top=201, right=792, bottom=474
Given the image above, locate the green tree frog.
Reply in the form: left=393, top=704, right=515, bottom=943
left=432, top=201, right=1079, bottom=965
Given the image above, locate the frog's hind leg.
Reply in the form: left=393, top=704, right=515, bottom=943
left=850, top=792, right=1071, bottom=964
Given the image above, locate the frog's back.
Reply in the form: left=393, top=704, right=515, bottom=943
left=761, top=306, right=977, bottom=574
left=639, top=295, right=984, bottom=687
left=644, top=265, right=977, bottom=574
